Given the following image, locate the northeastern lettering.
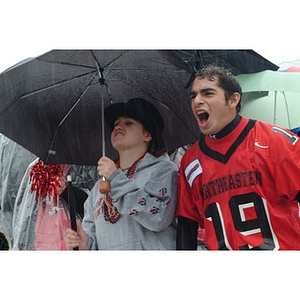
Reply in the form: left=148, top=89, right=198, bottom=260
left=200, top=171, right=262, bottom=200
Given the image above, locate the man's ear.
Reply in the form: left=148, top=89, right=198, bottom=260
left=229, top=92, right=241, bottom=108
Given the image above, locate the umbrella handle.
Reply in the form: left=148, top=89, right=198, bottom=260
left=99, top=177, right=111, bottom=194
left=67, top=175, right=79, bottom=251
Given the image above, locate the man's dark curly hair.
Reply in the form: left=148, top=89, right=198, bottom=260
left=0, top=232, right=9, bottom=250
left=194, top=64, right=242, bottom=113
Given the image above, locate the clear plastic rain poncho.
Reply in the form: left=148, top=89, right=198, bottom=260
left=0, top=134, right=98, bottom=250
left=0, top=134, right=37, bottom=248
left=12, top=160, right=98, bottom=250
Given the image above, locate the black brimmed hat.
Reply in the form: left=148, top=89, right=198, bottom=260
left=104, top=98, right=165, bottom=151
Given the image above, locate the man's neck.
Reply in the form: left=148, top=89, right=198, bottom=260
left=209, top=114, right=241, bottom=139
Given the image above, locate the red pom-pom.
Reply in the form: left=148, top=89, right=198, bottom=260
left=29, top=159, right=64, bottom=205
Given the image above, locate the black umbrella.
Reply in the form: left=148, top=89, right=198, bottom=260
left=0, top=50, right=198, bottom=165
left=176, top=50, right=278, bottom=76
left=0, top=49, right=278, bottom=166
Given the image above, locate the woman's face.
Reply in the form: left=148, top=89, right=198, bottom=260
left=111, top=116, right=152, bottom=152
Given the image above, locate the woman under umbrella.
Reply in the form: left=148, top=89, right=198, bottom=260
left=66, top=98, right=178, bottom=250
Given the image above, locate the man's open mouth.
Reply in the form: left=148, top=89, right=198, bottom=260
left=197, top=112, right=209, bottom=125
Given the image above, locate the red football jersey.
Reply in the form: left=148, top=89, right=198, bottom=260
left=177, top=116, right=300, bottom=250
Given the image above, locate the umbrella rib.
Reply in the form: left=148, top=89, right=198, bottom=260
left=45, top=73, right=98, bottom=164
left=103, top=62, right=114, bottom=79
left=89, top=49, right=130, bottom=70
left=19, top=70, right=97, bottom=99
left=40, top=61, right=96, bottom=69
left=89, top=49, right=130, bottom=80
left=38, top=56, right=97, bottom=70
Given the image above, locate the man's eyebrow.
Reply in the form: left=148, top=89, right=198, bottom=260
left=200, top=88, right=217, bottom=93
left=190, top=88, right=216, bottom=97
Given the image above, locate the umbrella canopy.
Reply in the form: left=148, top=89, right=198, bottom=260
left=0, top=50, right=278, bottom=165
left=237, top=70, right=300, bottom=129
left=0, top=50, right=199, bottom=165
left=175, top=50, right=278, bottom=75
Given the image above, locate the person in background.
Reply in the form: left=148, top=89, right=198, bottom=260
left=66, top=98, right=178, bottom=250
left=176, top=65, right=300, bottom=250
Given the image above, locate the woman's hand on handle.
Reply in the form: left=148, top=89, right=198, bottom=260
left=66, top=219, right=88, bottom=250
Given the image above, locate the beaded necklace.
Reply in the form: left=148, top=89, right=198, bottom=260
left=116, top=152, right=146, bottom=179
left=103, top=152, right=146, bottom=223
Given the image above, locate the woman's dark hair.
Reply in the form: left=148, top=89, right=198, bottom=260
left=194, top=65, right=242, bottom=113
